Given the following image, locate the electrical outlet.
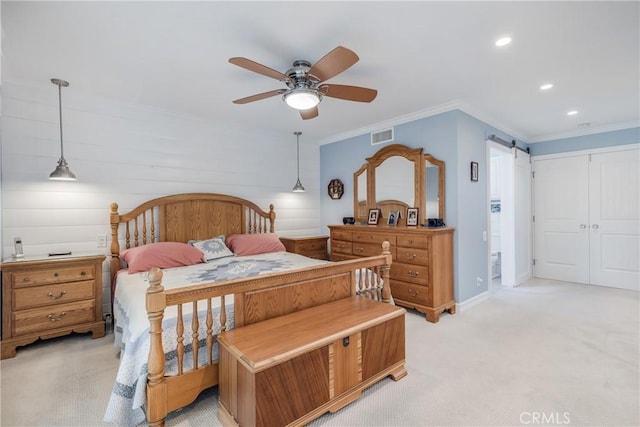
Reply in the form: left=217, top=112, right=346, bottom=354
left=97, top=234, right=107, bottom=248
left=476, top=277, right=483, bottom=287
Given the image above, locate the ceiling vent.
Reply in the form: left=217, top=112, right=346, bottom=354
left=371, top=128, right=394, bottom=145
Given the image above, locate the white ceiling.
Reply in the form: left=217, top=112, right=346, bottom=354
left=3, top=1, right=639, bottom=144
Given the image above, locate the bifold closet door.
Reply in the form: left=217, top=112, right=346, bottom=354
left=534, top=149, right=639, bottom=290
left=534, top=156, right=590, bottom=284
left=588, top=150, right=639, bottom=290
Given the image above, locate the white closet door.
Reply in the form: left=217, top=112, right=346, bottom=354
left=589, top=150, right=640, bottom=290
left=534, top=156, right=590, bottom=284
left=514, top=150, right=532, bottom=285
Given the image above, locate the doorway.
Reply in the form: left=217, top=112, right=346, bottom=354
left=487, top=141, right=532, bottom=292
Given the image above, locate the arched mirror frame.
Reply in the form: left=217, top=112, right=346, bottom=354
left=353, top=144, right=446, bottom=225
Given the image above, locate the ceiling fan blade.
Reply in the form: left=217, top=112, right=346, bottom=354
left=232, top=89, right=285, bottom=104
left=307, top=46, right=359, bottom=82
left=319, top=84, right=377, bottom=102
left=300, top=106, right=319, bottom=120
left=229, top=57, right=291, bottom=82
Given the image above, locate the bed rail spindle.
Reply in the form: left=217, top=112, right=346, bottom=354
left=220, top=295, right=227, bottom=332
left=381, top=241, right=392, bottom=303
left=176, top=305, right=184, bottom=375
left=206, top=299, right=213, bottom=365
left=134, top=218, right=139, bottom=247
left=191, top=301, right=199, bottom=370
left=150, top=208, right=156, bottom=242
left=125, top=223, right=131, bottom=249
left=142, top=211, right=148, bottom=245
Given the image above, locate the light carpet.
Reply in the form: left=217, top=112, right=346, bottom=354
left=1, top=278, right=638, bottom=426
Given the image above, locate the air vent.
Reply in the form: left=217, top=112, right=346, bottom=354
left=371, top=128, right=394, bottom=145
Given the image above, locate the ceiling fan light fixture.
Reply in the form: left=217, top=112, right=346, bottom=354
left=283, top=88, right=321, bottom=110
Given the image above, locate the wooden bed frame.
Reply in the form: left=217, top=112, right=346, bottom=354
left=109, top=193, right=393, bottom=426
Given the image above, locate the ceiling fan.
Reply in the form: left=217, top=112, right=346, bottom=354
left=229, top=46, right=377, bottom=120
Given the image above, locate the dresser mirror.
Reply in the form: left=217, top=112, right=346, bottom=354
left=353, top=144, right=445, bottom=225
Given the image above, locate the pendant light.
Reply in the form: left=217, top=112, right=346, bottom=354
left=292, top=131, right=305, bottom=192
left=49, top=78, right=76, bottom=181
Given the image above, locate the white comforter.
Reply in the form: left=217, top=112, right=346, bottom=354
left=104, top=251, right=327, bottom=426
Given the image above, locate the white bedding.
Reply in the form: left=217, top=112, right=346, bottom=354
left=104, top=251, right=327, bottom=426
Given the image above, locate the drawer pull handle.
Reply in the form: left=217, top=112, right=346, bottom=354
left=408, top=240, right=414, bottom=244
left=54, top=272, right=59, bottom=277
left=338, top=244, right=345, bottom=249
left=23, top=277, right=30, bottom=283
left=408, top=270, right=419, bottom=278
left=405, top=253, right=417, bottom=260
left=408, top=288, right=419, bottom=297
left=47, top=312, right=67, bottom=322
left=357, top=247, right=365, bottom=253
left=81, top=271, right=87, bottom=276
left=47, top=290, right=67, bottom=300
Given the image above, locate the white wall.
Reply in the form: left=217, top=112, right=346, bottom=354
left=1, top=82, right=322, bottom=314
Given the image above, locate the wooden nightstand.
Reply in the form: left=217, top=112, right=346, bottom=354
left=1, top=253, right=106, bottom=359
left=280, top=236, right=329, bottom=260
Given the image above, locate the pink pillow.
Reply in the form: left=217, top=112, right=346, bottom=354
left=120, top=242, right=204, bottom=273
left=226, top=233, right=286, bottom=256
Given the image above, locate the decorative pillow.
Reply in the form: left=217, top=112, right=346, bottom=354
left=226, top=233, right=286, bottom=256
left=189, top=236, right=235, bottom=262
left=120, top=241, right=204, bottom=273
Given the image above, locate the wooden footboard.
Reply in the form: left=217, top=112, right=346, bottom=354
left=145, top=244, right=392, bottom=426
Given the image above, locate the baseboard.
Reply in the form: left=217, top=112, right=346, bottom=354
left=456, top=291, right=489, bottom=312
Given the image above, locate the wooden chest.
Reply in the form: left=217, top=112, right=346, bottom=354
left=1, top=254, right=106, bottom=359
left=217, top=296, right=406, bottom=427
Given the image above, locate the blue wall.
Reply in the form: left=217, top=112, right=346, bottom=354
left=529, top=127, right=639, bottom=156
left=320, top=111, right=638, bottom=304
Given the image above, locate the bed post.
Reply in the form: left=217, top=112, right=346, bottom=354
left=109, top=203, right=122, bottom=309
left=146, top=268, right=168, bottom=427
left=381, top=241, right=392, bottom=303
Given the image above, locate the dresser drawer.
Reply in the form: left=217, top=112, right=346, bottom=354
left=390, top=262, right=429, bottom=285
left=396, top=247, right=429, bottom=266
left=332, top=240, right=353, bottom=255
left=13, top=280, right=95, bottom=311
left=331, top=230, right=353, bottom=241
left=330, top=253, right=357, bottom=262
left=390, top=280, right=431, bottom=307
left=13, top=266, right=95, bottom=288
left=353, top=232, right=396, bottom=246
left=353, top=242, right=396, bottom=259
left=13, top=300, right=95, bottom=336
left=396, top=235, right=428, bottom=249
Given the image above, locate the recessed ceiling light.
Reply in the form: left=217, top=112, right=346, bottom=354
left=567, top=110, right=578, bottom=116
left=495, top=37, right=512, bottom=47
left=578, top=122, right=591, bottom=127
left=540, top=83, right=553, bottom=91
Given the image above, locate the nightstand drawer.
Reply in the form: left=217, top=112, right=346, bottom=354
left=13, top=300, right=95, bottom=336
left=13, top=280, right=95, bottom=310
left=13, top=266, right=95, bottom=288
left=297, top=240, right=327, bottom=253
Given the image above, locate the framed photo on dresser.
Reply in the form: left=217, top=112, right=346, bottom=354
left=407, top=208, right=419, bottom=226
left=367, top=209, right=381, bottom=225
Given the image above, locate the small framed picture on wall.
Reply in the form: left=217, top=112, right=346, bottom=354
left=470, top=161, right=479, bottom=182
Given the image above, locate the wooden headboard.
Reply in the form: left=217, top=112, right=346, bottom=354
left=109, top=193, right=276, bottom=284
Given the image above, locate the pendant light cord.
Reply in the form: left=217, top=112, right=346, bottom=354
left=58, top=83, right=64, bottom=159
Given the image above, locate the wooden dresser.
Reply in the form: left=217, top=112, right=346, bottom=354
left=217, top=296, right=406, bottom=427
left=1, top=254, right=106, bottom=359
left=329, top=225, right=455, bottom=323
left=280, top=236, right=329, bottom=260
